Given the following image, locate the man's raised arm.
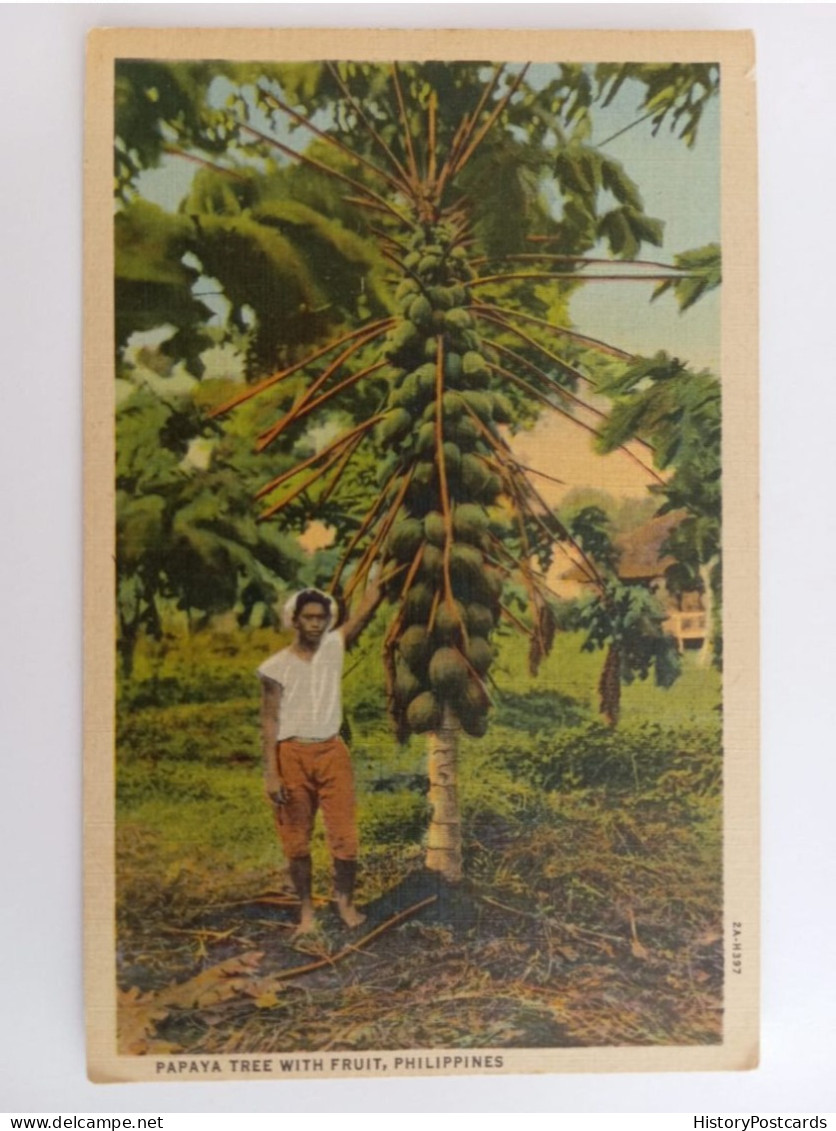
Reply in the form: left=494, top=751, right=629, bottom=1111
left=339, top=574, right=384, bottom=650
left=259, top=676, right=285, bottom=805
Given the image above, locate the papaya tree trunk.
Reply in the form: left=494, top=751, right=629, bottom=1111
left=425, top=703, right=463, bottom=882
left=599, top=642, right=622, bottom=727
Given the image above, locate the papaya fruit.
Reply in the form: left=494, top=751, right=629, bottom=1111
left=378, top=407, right=413, bottom=447
left=409, top=294, right=433, bottom=327
left=433, top=600, right=467, bottom=644
left=393, top=659, right=422, bottom=706
left=465, top=636, right=493, bottom=677
left=429, top=646, right=469, bottom=696
left=444, top=308, right=474, bottom=331
left=416, top=421, right=437, bottom=456
left=387, top=517, right=423, bottom=563
left=403, top=582, right=432, bottom=625
left=462, top=350, right=489, bottom=379
left=453, top=503, right=488, bottom=544
left=450, top=542, right=484, bottom=587
left=424, top=511, right=445, bottom=547
left=444, top=352, right=463, bottom=383
left=461, top=391, right=494, bottom=422
left=420, top=543, right=443, bottom=582
left=395, top=278, right=419, bottom=304
left=460, top=452, right=492, bottom=496
left=466, top=602, right=496, bottom=638
left=418, top=254, right=442, bottom=276
left=491, top=392, right=514, bottom=424
left=399, top=624, right=430, bottom=674
left=428, top=285, right=455, bottom=310
left=406, top=690, right=441, bottom=734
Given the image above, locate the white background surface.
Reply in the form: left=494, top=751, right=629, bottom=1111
left=1, top=2, right=834, bottom=1115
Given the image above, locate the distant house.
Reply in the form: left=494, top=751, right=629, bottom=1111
left=559, top=511, right=708, bottom=653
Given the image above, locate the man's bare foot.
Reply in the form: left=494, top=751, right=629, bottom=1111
left=335, top=897, right=366, bottom=930
left=291, top=902, right=317, bottom=939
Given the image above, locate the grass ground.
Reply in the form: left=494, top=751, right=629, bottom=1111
left=115, top=619, right=723, bottom=1054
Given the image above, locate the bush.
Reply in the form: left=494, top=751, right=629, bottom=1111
left=117, top=700, right=259, bottom=765
left=496, top=721, right=722, bottom=797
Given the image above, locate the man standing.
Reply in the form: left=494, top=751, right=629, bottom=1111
left=258, top=580, right=382, bottom=936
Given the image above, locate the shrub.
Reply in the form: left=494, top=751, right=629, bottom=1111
left=496, top=721, right=722, bottom=797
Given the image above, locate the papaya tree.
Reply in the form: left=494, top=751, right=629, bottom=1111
left=118, top=60, right=718, bottom=880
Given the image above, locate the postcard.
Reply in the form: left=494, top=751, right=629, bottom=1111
left=85, top=27, right=758, bottom=1082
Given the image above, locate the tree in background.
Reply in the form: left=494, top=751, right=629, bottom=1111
left=594, top=351, right=722, bottom=666
left=565, top=506, right=681, bottom=727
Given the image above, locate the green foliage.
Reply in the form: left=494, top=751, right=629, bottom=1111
left=652, top=243, right=721, bottom=311
left=593, top=352, right=722, bottom=664
left=596, top=63, right=720, bottom=148
left=576, top=581, right=681, bottom=688
left=115, top=384, right=305, bottom=676
left=495, top=719, right=721, bottom=796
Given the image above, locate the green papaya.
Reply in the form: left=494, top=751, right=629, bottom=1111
left=453, top=504, right=488, bottom=544
left=450, top=542, right=484, bottom=587
left=399, top=624, right=430, bottom=674
left=424, top=335, right=439, bottom=360
left=418, top=254, right=442, bottom=276
left=462, top=350, right=489, bottom=379
left=385, top=321, right=419, bottom=359
left=444, top=308, right=474, bottom=331
left=466, top=602, right=496, bottom=637
left=409, top=294, right=433, bottom=327
left=461, top=391, right=494, bottom=422
left=378, top=407, right=413, bottom=447
left=444, top=352, right=463, bottom=382
left=406, top=690, right=441, bottom=734
left=416, top=421, right=437, bottom=456
left=465, top=636, right=493, bottom=676
left=460, top=708, right=488, bottom=738
left=403, top=582, right=432, bottom=625
left=491, top=392, right=514, bottom=424
left=460, top=453, right=492, bottom=495
left=424, top=511, right=445, bottom=547
left=412, top=459, right=436, bottom=489
left=420, top=543, right=444, bottom=582
left=433, top=600, right=467, bottom=644
left=449, top=416, right=479, bottom=448
left=429, top=646, right=469, bottom=696
left=387, top=517, right=423, bottom=563
left=428, top=285, right=455, bottom=310
left=393, top=659, right=422, bottom=706
left=441, top=390, right=465, bottom=419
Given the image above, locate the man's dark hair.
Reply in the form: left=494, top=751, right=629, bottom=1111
left=293, top=589, right=332, bottom=620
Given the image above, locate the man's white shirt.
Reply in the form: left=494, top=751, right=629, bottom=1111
left=257, top=630, right=344, bottom=741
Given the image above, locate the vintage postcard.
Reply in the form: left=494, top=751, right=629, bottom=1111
left=85, top=28, right=759, bottom=1082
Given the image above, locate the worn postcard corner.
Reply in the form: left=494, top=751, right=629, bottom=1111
left=84, top=27, right=758, bottom=1083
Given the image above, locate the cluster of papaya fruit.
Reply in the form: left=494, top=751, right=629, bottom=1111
left=375, top=223, right=509, bottom=739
